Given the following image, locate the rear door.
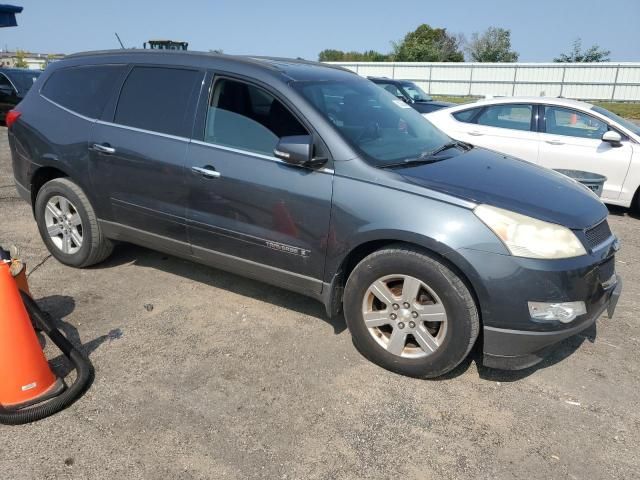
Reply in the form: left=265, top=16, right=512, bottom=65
left=184, top=75, right=333, bottom=293
left=449, top=103, right=540, bottom=163
left=538, top=105, right=633, bottom=201
left=89, top=65, right=204, bottom=250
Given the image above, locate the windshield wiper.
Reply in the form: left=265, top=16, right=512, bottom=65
left=422, top=141, right=469, bottom=157
left=380, top=141, right=470, bottom=169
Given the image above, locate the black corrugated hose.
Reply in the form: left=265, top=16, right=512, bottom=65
left=0, top=292, right=93, bottom=425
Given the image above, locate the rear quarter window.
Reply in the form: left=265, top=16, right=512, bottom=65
left=41, top=65, right=125, bottom=118
left=452, top=107, right=481, bottom=123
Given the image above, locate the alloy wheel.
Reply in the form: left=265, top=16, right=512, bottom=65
left=43, top=195, right=83, bottom=255
left=361, top=274, right=448, bottom=358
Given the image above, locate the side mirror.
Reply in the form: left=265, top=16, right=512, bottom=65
left=274, top=135, right=327, bottom=168
left=0, top=85, right=14, bottom=96
left=602, top=130, right=622, bottom=147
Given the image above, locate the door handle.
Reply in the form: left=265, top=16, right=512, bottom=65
left=192, top=165, right=221, bottom=179
left=468, top=131, right=483, bottom=136
left=546, top=139, right=564, bottom=146
left=91, top=143, right=116, bottom=154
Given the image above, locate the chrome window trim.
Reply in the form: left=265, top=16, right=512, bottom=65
left=40, top=94, right=97, bottom=122
left=41, top=94, right=335, bottom=174
left=190, top=139, right=334, bottom=174
left=95, top=119, right=190, bottom=143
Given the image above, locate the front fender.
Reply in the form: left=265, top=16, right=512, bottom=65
left=325, top=173, right=508, bottom=280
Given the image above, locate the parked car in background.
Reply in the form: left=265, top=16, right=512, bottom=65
left=0, top=68, right=41, bottom=122
left=368, top=77, right=454, bottom=114
left=8, top=51, right=621, bottom=378
left=427, top=97, right=640, bottom=210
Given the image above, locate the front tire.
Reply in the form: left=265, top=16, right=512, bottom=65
left=343, top=246, right=479, bottom=378
left=34, top=178, right=113, bottom=268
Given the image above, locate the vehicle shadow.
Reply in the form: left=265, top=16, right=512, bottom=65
left=94, top=243, right=348, bottom=335
left=438, top=323, right=596, bottom=381
left=607, top=204, right=639, bottom=219
left=35, top=294, right=124, bottom=379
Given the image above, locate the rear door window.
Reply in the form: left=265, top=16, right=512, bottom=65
left=114, top=66, right=203, bottom=137
left=475, top=104, right=533, bottom=131
left=41, top=65, right=125, bottom=118
left=204, top=78, right=307, bottom=156
left=543, top=106, right=608, bottom=139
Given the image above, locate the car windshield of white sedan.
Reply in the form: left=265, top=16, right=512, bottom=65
left=400, top=82, right=432, bottom=102
left=591, top=105, right=640, bottom=136
left=294, top=79, right=451, bottom=166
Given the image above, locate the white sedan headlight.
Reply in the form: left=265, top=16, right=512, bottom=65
left=474, top=205, right=587, bottom=259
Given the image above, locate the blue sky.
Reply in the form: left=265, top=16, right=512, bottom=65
left=2, top=0, right=638, bottom=61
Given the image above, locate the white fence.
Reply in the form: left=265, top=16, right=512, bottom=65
left=326, top=62, right=640, bottom=102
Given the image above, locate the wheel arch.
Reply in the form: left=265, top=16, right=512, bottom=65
left=323, top=234, right=488, bottom=324
left=30, top=165, right=70, bottom=212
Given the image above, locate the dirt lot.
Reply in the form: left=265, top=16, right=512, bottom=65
left=1, top=127, right=639, bottom=480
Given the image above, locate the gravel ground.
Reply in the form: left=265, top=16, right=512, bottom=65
left=1, top=127, right=639, bottom=480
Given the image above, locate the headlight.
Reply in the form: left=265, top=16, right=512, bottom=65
left=474, top=205, right=587, bottom=259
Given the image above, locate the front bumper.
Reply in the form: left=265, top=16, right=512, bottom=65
left=483, top=277, right=621, bottom=369
left=457, top=242, right=621, bottom=370
left=14, top=178, right=30, bottom=204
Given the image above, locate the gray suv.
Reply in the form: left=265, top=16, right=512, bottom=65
left=8, top=50, right=621, bottom=378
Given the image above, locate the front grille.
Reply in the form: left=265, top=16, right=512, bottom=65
left=598, top=257, right=615, bottom=284
left=585, top=220, right=613, bottom=249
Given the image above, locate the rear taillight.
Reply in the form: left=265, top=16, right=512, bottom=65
left=5, top=110, right=21, bottom=129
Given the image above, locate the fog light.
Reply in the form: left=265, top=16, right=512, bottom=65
left=528, top=301, right=587, bottom=323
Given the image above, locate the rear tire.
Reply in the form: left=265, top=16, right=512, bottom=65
left=34, top=178, right=113, bottom=268
left=343, top=245, right=479, bottom=378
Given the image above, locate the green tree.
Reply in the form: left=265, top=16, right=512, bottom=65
left=318, top=49, right=345, bottom=61
left=319, top=49, right=389, bottom=62
left=554, top=38, right=610, bottom=62
left=391, top=24, right=464, bottom=62
left=14, top=49, right=28, bottom=69
left=466, top=27, right=519, bottom=62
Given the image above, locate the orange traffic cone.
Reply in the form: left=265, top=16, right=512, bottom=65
left=0, top=262, right=62, bottom=409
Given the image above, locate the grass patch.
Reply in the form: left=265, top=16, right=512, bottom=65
left=593, top=102, right=640, bottom=120
left=431, top=96, right=640, bottom=120
left=432, top=95, right=479, bottom=104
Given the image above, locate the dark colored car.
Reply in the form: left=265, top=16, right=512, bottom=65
left=368, top=77, right=454, bottom=114
left=8, top=51, right=622, bottom=378
left=0, top=68, right=41, bottom=122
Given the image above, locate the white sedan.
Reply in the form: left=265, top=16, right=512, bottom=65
left=426, top=97, right=640, bottom=209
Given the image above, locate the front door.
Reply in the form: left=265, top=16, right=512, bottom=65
left=537, top=105, right=633, bottom=201
left=89, top=65, right=204, bottom=249
left=185, top=76, right=333, bottom=293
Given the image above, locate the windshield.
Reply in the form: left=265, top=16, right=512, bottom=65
left=293, top=79, right=451, bottom=166
left=400, top=82, right=432, bottom=102
left=591, top=105, right=640, bottom=136
left=9, top=71, right=41, bottom=94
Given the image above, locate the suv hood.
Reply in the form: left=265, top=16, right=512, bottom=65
left=398, top=147, right=607, bottom=229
